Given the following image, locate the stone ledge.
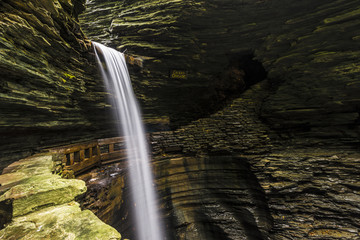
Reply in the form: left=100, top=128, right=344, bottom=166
left=0, top=153, right=121, bottom=239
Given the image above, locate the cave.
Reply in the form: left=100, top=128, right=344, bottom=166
left=0, top=0, right=359, bottom=239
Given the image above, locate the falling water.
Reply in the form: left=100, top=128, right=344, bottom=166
left=93, top=42, right=163, bottom=240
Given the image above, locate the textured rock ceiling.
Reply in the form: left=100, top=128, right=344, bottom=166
left=80, top=0, right=360, bottom=141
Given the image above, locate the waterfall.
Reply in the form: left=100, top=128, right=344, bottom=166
left=93, top=42, right=163, bottom=240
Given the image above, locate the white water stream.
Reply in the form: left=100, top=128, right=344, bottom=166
left=93, top=42, right=163, bottom=240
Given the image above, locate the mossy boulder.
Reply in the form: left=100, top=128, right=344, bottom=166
left=0, top=153, right=86, bottom=217
left=0, top=153, right=121, bottom=239
left=0, top=202, right=121, bottom=240
left=0, top=174, right=86, bottom=217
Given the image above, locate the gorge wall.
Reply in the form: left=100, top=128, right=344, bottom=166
left=78, top=1, right=360, bottom=239
left=1, top=0, right=359, bottom=168
left=148, top=83, right=360, bottom=239
left=78, top=82, right=360, bottom=239
left=0, top=0, right=359, bottom=239
left=0, top=0, right=118, bottom=170
left=80, top=0, right=360, bottom=142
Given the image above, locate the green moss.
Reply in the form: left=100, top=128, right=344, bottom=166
left=324, top=8, right=360, bottom=24
left=0, top=202, right=121, bottom=240
left=63, top=73, right=76, bottom=80
left=0, top=174, right=86, bottom=217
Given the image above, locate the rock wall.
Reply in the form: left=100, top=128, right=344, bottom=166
left=1, top=0, right=359, bottom=239
left=75, top=81, right=360, bottom=239
left=154, top=154, right=272, bottom=240
left=1, top=80, right=358, bottom=239
left=149, top=82, right=273, bottom=239
left=0, top=0, right=118, bottom=170
left=1, top=0, right=358, bottom=170
left=248, top=148, right=360, bottom=239
left=148, top=82, right=360, bottom=239
left=80, top=1, right=360, bottom=237
left=80, top=0, right=360, bottom=141
left=149, top=81, right=272, bottom=156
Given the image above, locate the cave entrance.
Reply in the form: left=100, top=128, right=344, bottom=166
left=169, top=53, right=268, bottom=128
left=217, top=53, right=268, bottom=99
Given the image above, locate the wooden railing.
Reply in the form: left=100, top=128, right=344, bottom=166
left=98, top=137, right=127, bottom=165
left=50, top=137, right=127, bottom=176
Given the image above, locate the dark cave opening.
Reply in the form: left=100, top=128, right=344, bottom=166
left=216, top=53, right=268, bottom=97
left=167, top=53, right=268, bottom=129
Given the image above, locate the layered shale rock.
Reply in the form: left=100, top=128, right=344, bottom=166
left=148, top=82, right=359, bottom=239
left=1, top=0, right=359, bottom=239
left=149, top=81, right=272, bottom=156
left=80, top=0, right=360, bottom=142
left=73, top=81, right=274, bottom=240
left=247, top=149, right=360, bottom=239
left=154, top=154, right=272, bottom=240
left=76, top=80, right=360, bottom=240
left=0, top=0, right=117, bottom=171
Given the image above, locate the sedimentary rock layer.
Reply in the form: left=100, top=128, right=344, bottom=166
left=0, top=0, right=117, bottom=170
left=78, top=80, right=360, bottom=239
left=154, top=154, right=272, bottom=240
left=248, top=149, right=360, bottom=239
left=80, top=0, right=360, bottom=141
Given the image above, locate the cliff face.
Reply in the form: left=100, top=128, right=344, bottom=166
left=0, top=0, right=117, bottom=170
left=80, top=0, right=360, bottom=141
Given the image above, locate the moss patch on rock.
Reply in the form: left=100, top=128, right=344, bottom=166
left=0, top=202, right=121, bottom=240
left=0, top=152, right=121, bottom=239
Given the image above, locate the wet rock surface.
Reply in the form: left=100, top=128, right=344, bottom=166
left=148, top=81, right=272, bottom=156
left=0, top=154, right=86, bottom=217
left=147, top=83, right=360, bottom=239
left=77, top=81, right=275, bottom=239
left=0, top=201, right=121, bottom=240
left=77, top=163, right=128, bottom=228
left=0, top=0, right=359, bottom=239
left=148, top=80, right=359, bottom=239
left=154, top=154, right=272, bottom=240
